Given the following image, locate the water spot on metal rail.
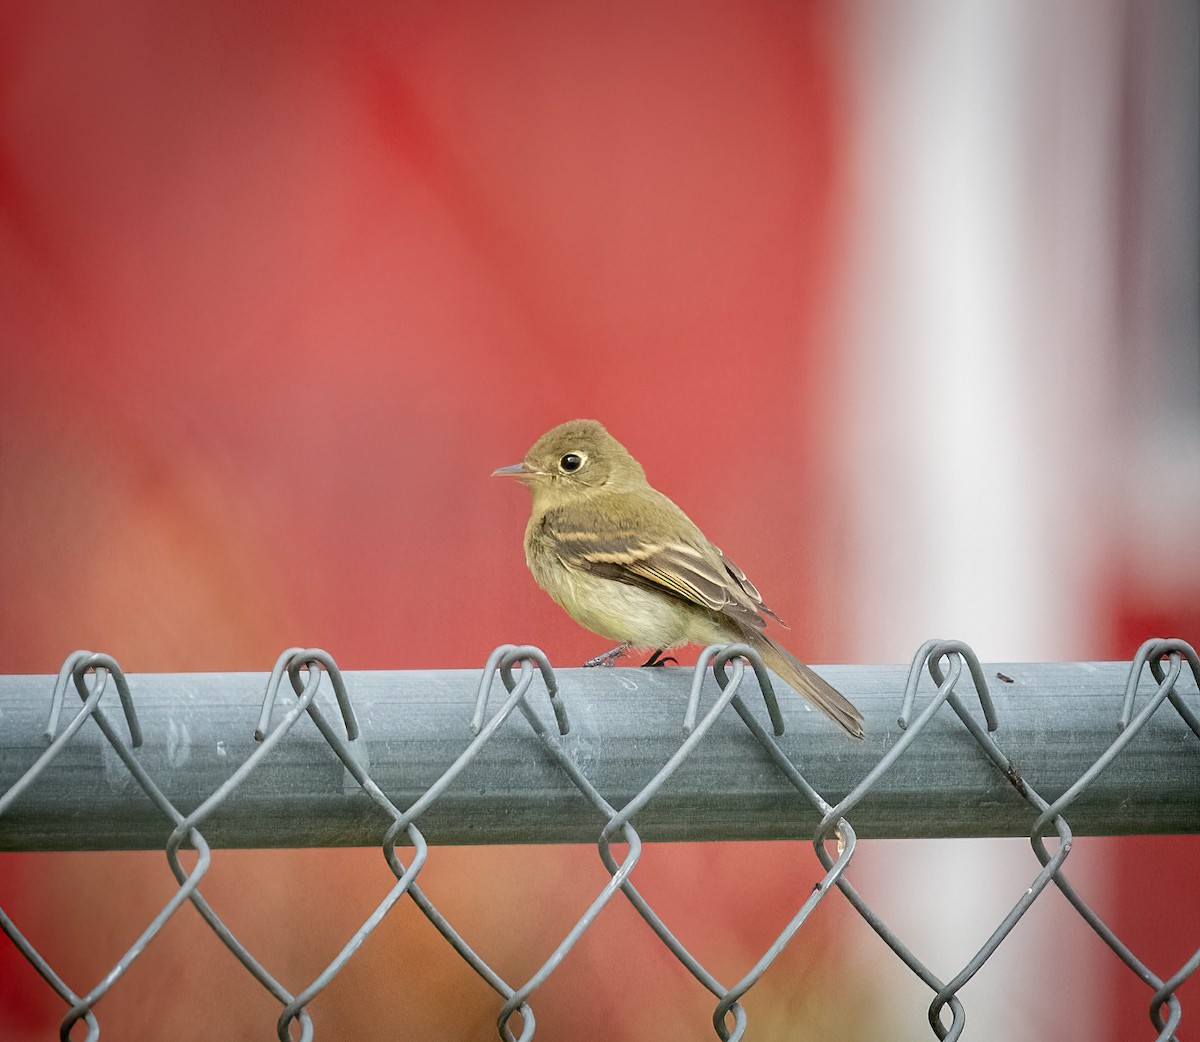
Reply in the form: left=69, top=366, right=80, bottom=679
left=166, top=719, right=191, bottom=769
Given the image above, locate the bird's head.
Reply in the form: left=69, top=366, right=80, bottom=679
left=493, top=419, right=646, bottom=507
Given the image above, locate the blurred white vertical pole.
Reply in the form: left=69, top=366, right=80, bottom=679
left=841, top=2, right=1122, bottom=1039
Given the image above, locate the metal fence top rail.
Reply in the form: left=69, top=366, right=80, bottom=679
left=2, top=639, right=1198, bottom=1042
left=2, top=642, right=1197, bottom=850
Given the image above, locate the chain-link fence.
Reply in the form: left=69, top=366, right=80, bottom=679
left=1, top=638, right=1198, bottom=1041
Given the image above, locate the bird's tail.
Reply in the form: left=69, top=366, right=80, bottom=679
left=750, top=634, right=864, bottom=739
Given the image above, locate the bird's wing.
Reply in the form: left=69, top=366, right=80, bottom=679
left=713, top=546, right=786, bottom=627
left=543, top=500, right=775, bottom=631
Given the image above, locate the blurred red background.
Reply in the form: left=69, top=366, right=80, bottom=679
left=1, top=3, right=1196, bottom=1040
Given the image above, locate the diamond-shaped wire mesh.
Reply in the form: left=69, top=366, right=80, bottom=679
left=1, top=639, right=1197, bottom=1040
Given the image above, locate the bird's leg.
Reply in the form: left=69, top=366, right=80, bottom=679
left=583, top=643, right=630, bottom=668
left=641, top=648, right=678, bottom=667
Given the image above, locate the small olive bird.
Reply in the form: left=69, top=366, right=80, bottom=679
left=493, top=419, right=864, bottom=738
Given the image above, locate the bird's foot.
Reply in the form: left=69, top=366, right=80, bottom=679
left=641, top=648, right=678, bottom=668
left=583, top=643, right=630, bottom=668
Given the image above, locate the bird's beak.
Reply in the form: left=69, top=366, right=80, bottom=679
left=492, top=462, right=534, bottom=479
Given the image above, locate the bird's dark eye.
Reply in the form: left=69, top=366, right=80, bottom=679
left=559, top=453, right=584, bottom=473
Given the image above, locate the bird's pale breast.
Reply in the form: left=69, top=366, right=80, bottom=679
left=526, top=538, right=729, bottom=648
